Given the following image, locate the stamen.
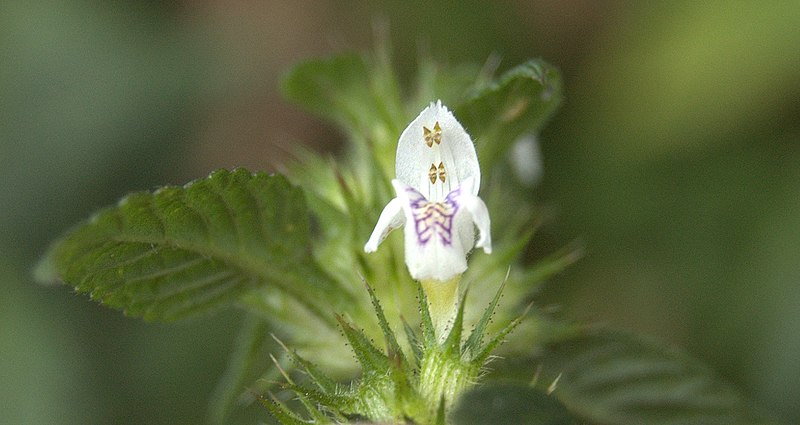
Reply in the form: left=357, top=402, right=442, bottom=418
left=423, top=121, right=442, bottom=147
left=428, top=163, right=438, bottom=184
left=423, top=126, right=433, bottom=147
left=438, top=162, right=446, bottom=183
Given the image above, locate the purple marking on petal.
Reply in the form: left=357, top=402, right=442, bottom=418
left=407, top=187, right=461, bottom=247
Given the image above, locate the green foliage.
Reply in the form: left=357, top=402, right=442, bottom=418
left=281, top=50, right=571, bottom=359
left=34, top=48, right=574, bottom=424
left=209, top=313, right=275, bottom=425
left=259, top=394, right=314, bottom=425
left=451, top=383, right=575, bottom=425
left=456, top=59, right=562, bottom=171
left=32, top=42, right=782, bottom=425
left=281, top=52, right=404, bottom=139
left=533, top=329, right=776, bottom=425
left=265, top=282, right=524, bottom=424
left=36, top=168, right=348, bottom=322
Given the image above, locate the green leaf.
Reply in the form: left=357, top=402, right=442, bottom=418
left=281, top=52, right=405, bottom=141
left=455, top=59, right=562, bottom=170
left=36, top=168, right=347, bottom=321
left=209, top=314, right=273, bottom=425
left=534, top=329, right=780, bottom=425
left=412, top=59, right=483, bottom=111
left=282, top=54, right=370, bottom=130
left=281, top=51, right=409, bottom=197
left=451, top=383, right=575, bottom=425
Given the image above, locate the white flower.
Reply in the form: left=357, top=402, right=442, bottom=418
left=364, top=100, right=491, bottom=282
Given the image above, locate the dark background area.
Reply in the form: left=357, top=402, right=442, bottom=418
left=2, top=1, right=799, bottom=423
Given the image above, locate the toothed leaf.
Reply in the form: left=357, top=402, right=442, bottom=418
left=37, top=168, right=346, bottom=322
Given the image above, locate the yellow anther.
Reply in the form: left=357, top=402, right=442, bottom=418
left=428, top=163, right=438, bottom=184
left=437, top=162, right=446, bottom=183
left=423, top=121, right=442, bottom=147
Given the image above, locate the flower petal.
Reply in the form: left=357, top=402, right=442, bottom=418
left=364, top=197, right=405, bottom=253
left=445, top=176, right=491, bottom=254
left=392, top=179, right=468, bottom=281
left=364, top=101, right=492, bottom=283
left=395, top=100, right=480, bottom=201
left=459, top=191, right=492, bottom=254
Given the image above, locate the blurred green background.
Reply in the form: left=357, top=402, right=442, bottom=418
left=2, top=1, right=798, bottom=423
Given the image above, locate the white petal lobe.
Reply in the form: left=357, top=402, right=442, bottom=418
left=364, top=197, right=405, bottom=253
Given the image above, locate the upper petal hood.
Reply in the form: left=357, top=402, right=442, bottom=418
left=395, top=101, right=481, bottom=201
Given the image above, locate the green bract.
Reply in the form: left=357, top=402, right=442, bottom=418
left=261, top=281, right=527, bottom=424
